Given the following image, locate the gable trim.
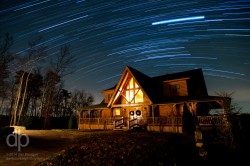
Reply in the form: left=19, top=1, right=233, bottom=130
left=107, top=66, right=152, bottom=107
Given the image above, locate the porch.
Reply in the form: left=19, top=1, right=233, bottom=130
left=78, top=115, right=226, bottom=132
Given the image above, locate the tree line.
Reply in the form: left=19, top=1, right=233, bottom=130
left=0, top=33, right=94, bottom=129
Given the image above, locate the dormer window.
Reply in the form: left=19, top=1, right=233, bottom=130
left=108, top=94, right=112, bottom=101
left=170, top=84, right=180, bottom=96
left=163, top=77, right=189, bottom=97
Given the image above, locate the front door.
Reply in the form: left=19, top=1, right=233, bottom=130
left=127, top=107, right=142, bottom=120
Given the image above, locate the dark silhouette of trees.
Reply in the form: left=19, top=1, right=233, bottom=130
left=0, top=34, right=94, bottom=129
left=215, top=91, right=242, bottom=152
left=0, top=33, right=14, bottom=113
left=69, top=89, right=94, bottom=113
left=40, top=45, right=74, bottom=129
left=41, top=70, right=61, bottom=129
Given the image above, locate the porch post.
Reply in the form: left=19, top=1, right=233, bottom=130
left=88, top=109, right=90, bottom=129
left=186, top=102, right=197, bottom=135
left=78, top=110, right=81, bottom=129
left=171, top=104, right=176, bottom=133
left=152, top=105, right=154, bottom=127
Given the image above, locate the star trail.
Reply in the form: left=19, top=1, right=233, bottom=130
left=151, top=16, right=205, bottom=25
left=1, top=0, right=250, bottom=112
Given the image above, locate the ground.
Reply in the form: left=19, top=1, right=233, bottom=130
left=0, top=130, right=111, bottom=166
left=0, top=129, right=247, bottom=166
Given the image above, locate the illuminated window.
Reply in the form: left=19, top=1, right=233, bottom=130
left=135, top=89, right=143, bottom=103
left=115, top=108, right=121, bottom=116
left=125, top=77, right=143, bottom=103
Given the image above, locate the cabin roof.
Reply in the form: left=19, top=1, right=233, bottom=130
left=84, top=66, right=224, bottom=109
left=80, top=101, right=108, bottom=110
left=124, top=66, right=208, bottom=103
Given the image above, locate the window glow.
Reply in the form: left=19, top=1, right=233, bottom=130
left=115, top=108, right=120, bottom=116
left=125, top=77, right=143, bottom=103
left=135, top=89, right=143, bottom=103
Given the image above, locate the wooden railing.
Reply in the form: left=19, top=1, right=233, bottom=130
left=147, top=117, right=182, bottom=126
left=197, top=116, right=225, bottom=126
left=113, top=118, right=124, bottom=128
left=128, top=118, right=138, bottom=129
left=80, top=118, right=117, bottom=125
left=79, top=116, right=226, bottom=127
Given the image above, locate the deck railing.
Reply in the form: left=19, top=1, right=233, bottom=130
left=128, top=118, right=138, bottom=129
left=80, top=118, right=117, bottom=125
left=113, top=118, right=124, bottom=128
left=197, top=116, right=225, bottom=126
left=147, top=117, right=182, bottom=126
left=79, top=116, right=225, bottom=127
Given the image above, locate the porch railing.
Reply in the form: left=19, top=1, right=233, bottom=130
left=113, top=117, right=124, bottom=128
left=79, top=116, right=225, bottom=127
left=197, top=116, right=225, bottom=126
left=147, top=117, right=182, bottom=126
left=128, top=118, right=138, bottom=129
left=80, top=118, right=117, bottom=125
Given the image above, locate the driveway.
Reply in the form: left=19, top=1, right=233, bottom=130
left=0, top=129, right=110, bottom=166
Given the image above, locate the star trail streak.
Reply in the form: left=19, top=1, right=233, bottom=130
left=1, top=0, right=250, bottom=112
left=39, top=15, right=88, bottom=32
left=152, top=16, right=205, bottom=25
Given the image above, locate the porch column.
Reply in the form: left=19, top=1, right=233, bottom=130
left=171, top=104, right=176, bottom=132
left=187, top=102, right=197, bottom=116
left=152, top=105, right=154, bottom=127
left=88, top=110, right=91, bottom=129
left=78, top=110, right=81, bottom=127
left=187, top=102, right=198, bottom=127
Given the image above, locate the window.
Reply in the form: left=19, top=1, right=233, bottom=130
left=125, top=77, right=143, bottom=103
left=170, top=84, right=180, bottom=96
left=108, top=94, right=112, bottom=101
left=115, top=108, right=121, bottom=116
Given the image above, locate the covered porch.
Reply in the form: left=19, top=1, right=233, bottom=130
left=78, top=96, right=230, bottom=132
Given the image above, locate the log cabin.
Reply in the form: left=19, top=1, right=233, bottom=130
left=78, top=66, right=230, bottom=133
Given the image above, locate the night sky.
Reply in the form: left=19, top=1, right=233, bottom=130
left=1, top=0, right=250, bottom=113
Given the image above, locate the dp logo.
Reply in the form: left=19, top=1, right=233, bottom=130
left=6, top=129, right=29, bottom=151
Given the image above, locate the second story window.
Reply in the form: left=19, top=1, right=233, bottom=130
left=108, top=94, right=112, bottom=101
left=170, top=84, right=180, bottom=96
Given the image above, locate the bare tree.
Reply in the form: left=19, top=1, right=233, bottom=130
left=215, top=90, right=242, bottom=152
left=69, top=89, right=94, bottom=117
left=40, top=45, right=73, bottom=128
left=10, top=37, right=46, bottom=126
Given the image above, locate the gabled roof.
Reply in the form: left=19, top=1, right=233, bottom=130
left=127, top=66, right=158, bottom=102
left=107, top=66, right=211, bottom=106
left=107, top=66, right=153, bottom=107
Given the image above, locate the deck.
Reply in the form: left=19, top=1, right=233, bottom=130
left=79, top=116, right=226, bottom=131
